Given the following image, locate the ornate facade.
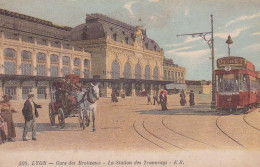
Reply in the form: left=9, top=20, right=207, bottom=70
left=0, top=9, right=186, bottom=99
left=163, top=58, right=186, bottom=84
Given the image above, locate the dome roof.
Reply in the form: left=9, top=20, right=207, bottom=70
left=69, top=14, right=161, bottom=52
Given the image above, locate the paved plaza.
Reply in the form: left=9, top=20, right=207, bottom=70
left=0, top=94, right=259, bottom=152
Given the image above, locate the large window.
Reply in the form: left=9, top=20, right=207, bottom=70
left=153, top=67, right=158, bottom=80
left=62, top=67, right=70, bottom=77
left=4, top=87, right=16, bottom=100
left=74, top=58, right=81, bottom=67
left=84, top=59, right=90, bottom=68
left=4, top=62, right=16, bottom=75
left=37, top=64, right=46, bottom=76
left=21, top=64, right=32, bottom=75
left=37, top=87, right=46, bottom=99
left=123, top=62, right=131, bottom=79
left=111, top=60, right=120, bottom=79
left=74, top=68, right=81, bottom=76
left=135, top=64, right=141, bottom=79
left=145, top=65, right=150, bottom=80
left=50, top=54, right=59, bottom=64
left=50, top=66, right=59, bottom=77
left=217, top=74, right=240, bottom=93
left=21, top=50, right=32, bottom=61
left=84, top=69, right=90, bottom=78
left=62, top=56, right=70, bottom=65
left=22, top=87, right=32, bottom=99
left=37, top=52, right=46, bottom=62
left=4, top=48, right=16, bottom=59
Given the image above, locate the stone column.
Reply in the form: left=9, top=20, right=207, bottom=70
left=80, top=57, right=84, bottom=78
left=58, top=54, right=62, bottom=77
left=32, top=50, right=37, bottom=76
left=46, top=51, right=50, bottom=76
left=70, top=55, right=74, bottom=75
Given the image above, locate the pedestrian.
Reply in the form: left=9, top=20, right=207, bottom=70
left=22, top=92, right=42, bottom=141
left=159, top=91, right=167, bottom=110
left=147, top=94, right=152, bottom=105
left=180, top=90, right=186, bottom=106
left=153, top=93, right=159, bottom=105
left=189, top=90, right=195, bottom=106
left=0, top=114, right=8, bottom=143
left=0, top=94, right=17, bottom=142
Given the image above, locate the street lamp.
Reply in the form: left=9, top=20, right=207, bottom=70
left=226, top=35, right=233, bottom=57
left=177, top=14, right=216, bottom=109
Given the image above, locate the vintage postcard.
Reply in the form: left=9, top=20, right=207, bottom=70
left=0, top=0, right=259, bottom=167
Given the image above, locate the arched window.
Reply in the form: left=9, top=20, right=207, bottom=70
left=153, top=67, right=158, bottom=80
left=50, top=54, right=59, bottom=77
left=145, top=65, right=150, bottom=80
left=168, top=71, right=170, bottom=81
left=21, top=50, right=32, bottom=61
left=74, top=58, right=81, bottom=67
left=37, top=52, right=46, bottom=62
left=3, top=48, right=16, bottom=75
left=111, top=60, right=120, bottom=79
left=171, top=71, right=174, bottom=81
left=50, top=54, right=59, bottom=64
left=36, top=53, right=46, bottom=76
left=62, top=56, right=70, bottom=65
left=164, top=70, right=167, bottom=80
left=84, top=59, right=90, bottom=68
left=123, top=62, right=131, bottom=79
left=135, top=64, right=141, bottom=79
left=4, top=48, right=16, bottom=59
left=21, top=50, right=32, bottom=75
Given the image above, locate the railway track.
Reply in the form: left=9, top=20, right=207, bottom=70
left=243, top=114, right=260, bottom=132
left=216, top=116, right=247, bottom=150
left=133, top=119, right=185, bottom=151
left=162, top=116, right=217, bottom=149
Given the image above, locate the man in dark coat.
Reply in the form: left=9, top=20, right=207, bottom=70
left=189, top=90, right=195, bottom=106
left=22, top=92, right=41, bottom=141
left=180, top=90, right=186, bottom=106
left=159, top=91, right=167, bottom=110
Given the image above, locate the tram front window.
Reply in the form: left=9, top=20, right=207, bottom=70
left=217, top=74, right=240, bottom=93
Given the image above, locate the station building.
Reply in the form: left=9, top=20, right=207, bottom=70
left=0, top=9, right=186, bottom=99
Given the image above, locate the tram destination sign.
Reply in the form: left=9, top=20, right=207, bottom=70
left=217, top=57, right=246, bottom=68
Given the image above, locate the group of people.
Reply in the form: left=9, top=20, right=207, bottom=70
left=146, top=90, right=195, bottom=111
left=0, top=92, right=41, bottom=144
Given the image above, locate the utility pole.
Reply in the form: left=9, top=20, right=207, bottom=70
left=177, top=14, right=216, bottom=109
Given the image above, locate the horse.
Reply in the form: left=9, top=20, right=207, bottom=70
left=77, top=83, right=100, bottom=131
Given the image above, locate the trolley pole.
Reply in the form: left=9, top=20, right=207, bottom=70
left=177, top=14, right=216, bottom=109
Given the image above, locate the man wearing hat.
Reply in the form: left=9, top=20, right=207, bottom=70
left=0, top=94, right=17, bottom=142
left=22, top=92, right=42, bottom=141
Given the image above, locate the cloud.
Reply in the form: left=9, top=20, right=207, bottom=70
left=123, top=1, right=137, bottom=16
left=184, top=8, right=189, bottom=16
left=225, top=12, right=260, bottom=27
left=148, top=0, right=160, bottom=2
left=167, top=49, right=211, bottom=58
left=166, top=46, right=193, bottom=54
left=251, top=32, right=260, bottom=36
left=243, top=43, right=260, bottom=51
left=165, top=36, right=201, bottom=47
left=215, top=27, right=250, bottom=39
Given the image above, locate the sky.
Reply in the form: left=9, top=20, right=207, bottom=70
left=0, top=0, right=259, bottom=80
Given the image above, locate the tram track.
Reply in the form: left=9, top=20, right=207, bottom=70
left=162, top=116, right=217, bottom=149
left=216, top=116, right=247, bottom=150
left=133, top=119, right=186, bottom=151
left=133, top=120, right=166, bottom=150
left=243, top=114, right=260, bottom=132
left=142, top=120, right=185, bottom=151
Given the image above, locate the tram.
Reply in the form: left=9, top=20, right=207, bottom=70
left=215, top=56, right=259, bottom=111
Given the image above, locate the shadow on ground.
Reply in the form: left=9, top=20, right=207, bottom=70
left=136, top=103, right=246, bottom=116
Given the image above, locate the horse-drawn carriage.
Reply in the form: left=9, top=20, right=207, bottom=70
left=48, top=74, right=100, bottom=131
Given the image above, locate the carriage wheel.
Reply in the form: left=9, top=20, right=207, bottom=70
left=49, top=104, right=55, bottom=126
left=58, top=108, right=65, bottom=129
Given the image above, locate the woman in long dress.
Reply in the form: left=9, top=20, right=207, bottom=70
left=0, top=94, right=17, bottom=142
